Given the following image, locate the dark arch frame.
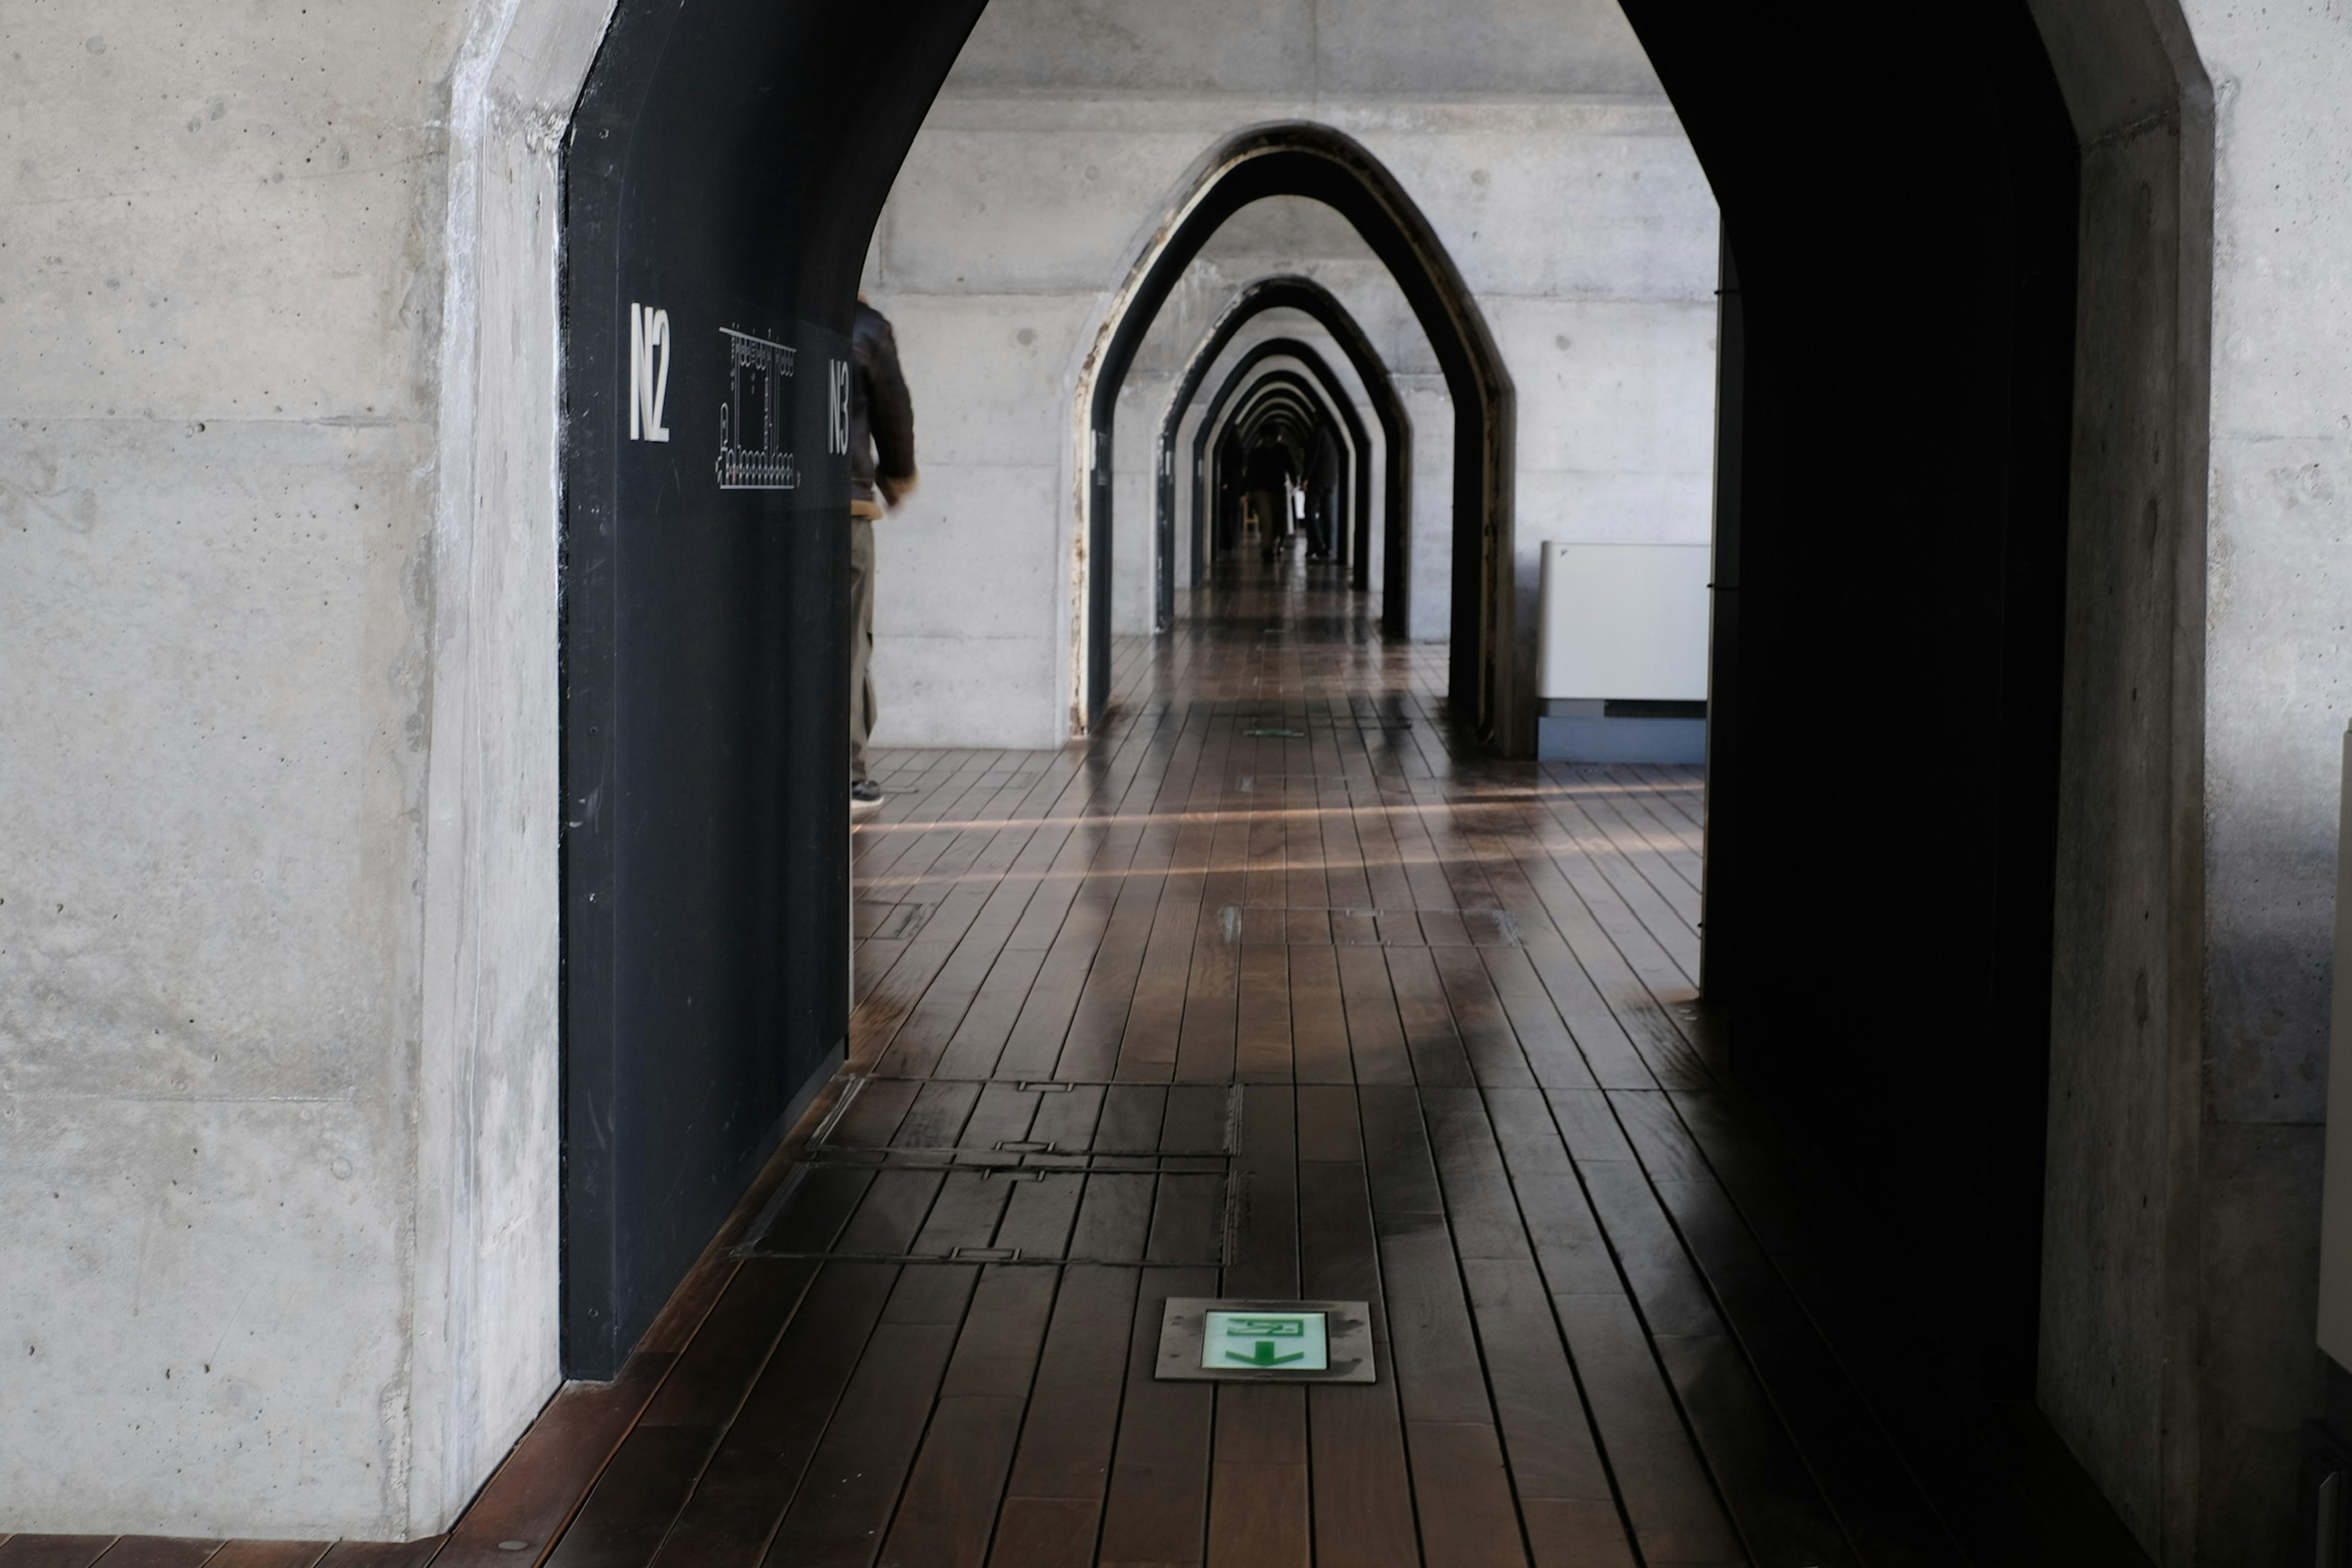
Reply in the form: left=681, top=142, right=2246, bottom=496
left=1193, top=353, right=1368, bottom=589
left=1153, top=277, right=1406, bottom=629
left=1084, top=126, right=1512, bottom=746
left=1234, top=376, right=1323, bottom=448
left=557, top=0, right=987, bottom=1374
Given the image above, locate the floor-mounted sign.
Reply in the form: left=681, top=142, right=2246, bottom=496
left=1155, top=1297, right=1376, bottom=1383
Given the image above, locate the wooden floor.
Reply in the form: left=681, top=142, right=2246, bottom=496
left=6, top=555, right=2150, bottom=1568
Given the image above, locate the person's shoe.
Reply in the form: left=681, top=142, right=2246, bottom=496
left=850, top=779, right=884, bottom=818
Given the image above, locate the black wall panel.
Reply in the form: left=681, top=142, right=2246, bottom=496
left=561, top=0, right=986, bottom=1377
left=1619, top=0, right=2081, bottom=1396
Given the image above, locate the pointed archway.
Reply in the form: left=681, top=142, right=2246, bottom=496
left=1153, top=276, right=1409, bottom=623
left=1076, top=126, right=1514, bottom=748
left=1186, top=345, right=1374, bottom=605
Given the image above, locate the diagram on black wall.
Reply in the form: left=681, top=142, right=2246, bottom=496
left=716, top=326, right=798, bottom=490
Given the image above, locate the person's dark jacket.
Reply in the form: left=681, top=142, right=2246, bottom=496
left=1241, top=443, right=1292, bottom=493
left=1309, top=425, right=1341, bottom=504
left=851, top=301, right=916, bottom=510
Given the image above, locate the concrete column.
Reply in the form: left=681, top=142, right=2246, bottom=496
left=0, top=0, right=602, bottom=1538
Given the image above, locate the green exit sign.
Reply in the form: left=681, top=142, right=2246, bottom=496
left=1202, top=1310, right=1329, bottom=1371
left=1155, top=1298, right=1376, bottom=1383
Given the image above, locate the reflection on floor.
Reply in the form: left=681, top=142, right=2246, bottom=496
left=1, top=552, right=2150, bottom=1568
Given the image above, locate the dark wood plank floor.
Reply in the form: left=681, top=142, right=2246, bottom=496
left=9, top=555, right=2150, bottom=1568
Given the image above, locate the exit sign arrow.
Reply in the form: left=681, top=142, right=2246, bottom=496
left=1226, top=1340, right=1307, bottom=1368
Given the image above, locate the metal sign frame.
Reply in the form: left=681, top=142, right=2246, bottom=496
left=1154, top=1297, right=1378, bottom=1384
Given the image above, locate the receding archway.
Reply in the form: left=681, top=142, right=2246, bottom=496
left=1188, top=346, right=1374, bottom=603
left=1216, top=366, right=1357, bottom=575
left=1153, top=275, right=1409, bottom=620
left=1077, top=125, right=1512, bottom=746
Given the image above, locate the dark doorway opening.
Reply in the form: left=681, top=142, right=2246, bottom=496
left=560, top=0, right=2082, bottom=1413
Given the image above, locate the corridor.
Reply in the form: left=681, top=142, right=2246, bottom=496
left=0, top=561, right=2146, bottom=1568
left=464, top=556, right=2145, bottom=1568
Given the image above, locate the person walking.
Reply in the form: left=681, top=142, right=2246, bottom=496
left=1243, top=442, right=1292, bottom=563
left=1306, top=422, right=1341, bottom=562
left=848, top=298, right=917, bottom=818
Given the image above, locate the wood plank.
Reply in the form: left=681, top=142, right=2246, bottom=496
left=0, top=1545, right=116, bottom=1568
left=1002, top=1264, right=1142, bottom=1503
left=992, top=1171, right=1085, bottom=1260
left=178, top=1548, right=322, bottom=1568
left=1419, top=1085, right=1536, bottom=1264
left=1224, top=1084, right=1297, bottom=1300
left=1550, top=1294, right=1744, bottom=1565
left=1095, top=1086, right=1167, bottom=1155
left=1458, top=1257, right=1616, bottom=1514
left=1205, top=1385, right=1308, bottom=1568
left=1286, top=944, right=1352, bottom=1085
left=313, top=1544, right=442, bottom=1568
left=649, top=1264, right=899, bottom=1568
left=1232, top=944, right=1292, bottom=1083
left=982, top=1501, right=1097, bottom=1568
left=875, top=1268, right=1058, bottom=1568
left=835, top=1170, right=947, bottom=1256
left=1335, top=944, right=1413, bottom=1086
left=639, top=1259, right=819, bottom=1428
left=541, top=1425, right=722, bottom=1568
left=1305, top=1383, right=1420, bottom=1568
left=88, top=1544, right=219, bottom=1568
left=1096, top=1265, right=1217, bottom=1568
left=1482, top=1088, right=1621, bottom=1297
left=1612, top=1096, right=1969, bottom=1567
left=1069, top=1172, right=1156, bottom=1263
left=1382, top=946, right=1479, bottom=1086
left=436, top=1353, right=677, bottom=1568
left=1144, top=1172, right=1226, bottom=1265
left=1401, top=1421, right=1529, bottom=1568
left=761, top=1268, right=976, bottom=1568
left=1474, top=945, right=1598, bottom=1090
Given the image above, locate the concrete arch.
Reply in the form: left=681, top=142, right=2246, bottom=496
left=1191, top=345, right=1374, bottom=594
left=399, top=0, right=2217, bottom=1542
left=1075, top=123, right=1513, bottom=745
left=1152, top=276, right=1409, bottom=621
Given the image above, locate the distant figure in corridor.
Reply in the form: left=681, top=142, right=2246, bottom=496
left=1306, top=422, right=1341, bottom=562
left=1243, top=442, right=1293, bottom=562
left=849, top=298, right=918, bottom=817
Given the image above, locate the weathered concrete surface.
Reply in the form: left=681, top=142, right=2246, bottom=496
left=2180, top=0, right=2352, bottom=1554
left=861, top=0, right=1719, bottom=748
left=0, top=0, right=597, bottom=1538
left=2032, top=0, right=2352, bottom=1556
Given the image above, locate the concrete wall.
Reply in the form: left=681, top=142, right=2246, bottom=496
left=859, top=0, right=1720, bottom=748
left=2032, top=0, right=2352, bottom=1556
left=2173, top=0, right=2352, bottom=1553
left=0, top=0, right=600, bottom=1539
